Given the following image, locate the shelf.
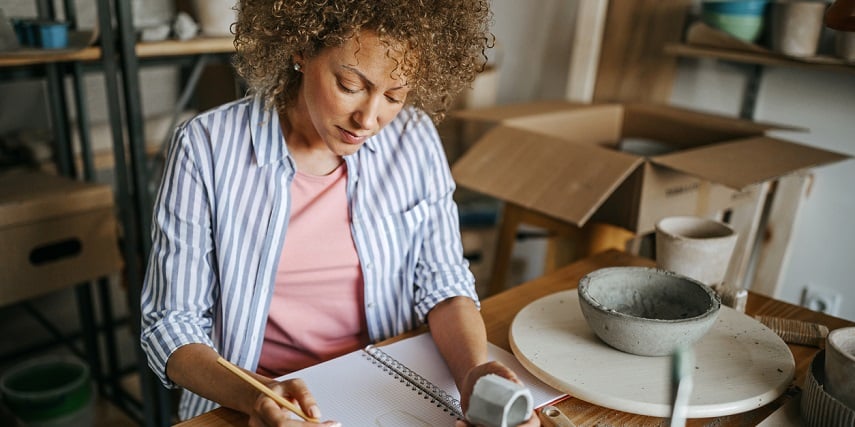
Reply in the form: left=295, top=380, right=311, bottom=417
left=666, top=42, right=855, bottom=75
left=0, top=46, right=102, bottom=67
left=0, top=36, right=234, bottom=68
left=136, top=37, right=234, bottom=58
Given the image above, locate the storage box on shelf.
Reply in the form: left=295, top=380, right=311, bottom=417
left=0, top=171, right=122, bottom=307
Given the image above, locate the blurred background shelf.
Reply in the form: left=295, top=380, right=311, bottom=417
left=136, top=36, right=233, bottom=58
left=0, top=46, right=101, bottom=67
left=666, top=42, right=855, bottom=75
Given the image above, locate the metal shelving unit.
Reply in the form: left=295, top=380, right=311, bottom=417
left=1, top=1, right=236, bottom=426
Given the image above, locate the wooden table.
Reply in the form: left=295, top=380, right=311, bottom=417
left=176, top=249, right=853, bottom=426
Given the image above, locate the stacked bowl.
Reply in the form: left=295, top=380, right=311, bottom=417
left=701, top=0, right=769, bottom=43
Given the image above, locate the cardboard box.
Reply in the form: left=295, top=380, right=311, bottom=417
left=0, top=172, right=123, bottom=306
left=451, top=101, right=850, bottom=234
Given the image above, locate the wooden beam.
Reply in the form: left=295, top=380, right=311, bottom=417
left=751, top=172, right=812, bottom=298
left=593, top=0, right=691, bottom=103
left=566, top=0, right=609, bottom=102
left=723, top=182, right=771, bottom=291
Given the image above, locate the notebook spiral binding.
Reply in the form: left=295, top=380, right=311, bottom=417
left=364, top=345, right=465, bottom=419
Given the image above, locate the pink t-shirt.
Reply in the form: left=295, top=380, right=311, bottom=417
left=257, top=163, right=368, bottom=377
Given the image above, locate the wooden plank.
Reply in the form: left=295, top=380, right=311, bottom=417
left=665, top=43, right=855, bottom=75
left=488, top=203, right=524, bottom=296
left=135, top=37, right=235, bottom=58
left=0, top=46, right=101, bottom=67
left=751, top=172, right=812, bottom=298
left=724, top=182, right=771, bottom=291
left=565, top=0, right=609, bottom=102
left=0, top=37, right=234, bottom=66
left=593, top=0, right=691, bottom=103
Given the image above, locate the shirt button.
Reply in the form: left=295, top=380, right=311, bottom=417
left=366, top=302, right=374, bottom=309
left=365, top=262, right=373, bottom=269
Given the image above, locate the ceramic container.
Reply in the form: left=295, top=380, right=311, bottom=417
left=37, top=21, right=69, bottom=49
left=826, top=327, right=855, bottom=410
left=466, top=374, right=533, bottom=427
left=702, top=12, right=765, bottom=42
left=836, top=30, right=855, bottom=62
left=192, top=0, right=237, bottom=37
left=12, top=18, right=38, bottom=46
left=802, top=350, right=855, bottom=426
left=769, top=0, right=827, bottom=57
left=655, top=216, right=738, bottom=288
left=701, top=0, right=769, bottom=42
left=577, top=266, right=721, bottom=357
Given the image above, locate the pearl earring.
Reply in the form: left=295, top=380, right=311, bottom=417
left=293, top=63, right=302, bottom=72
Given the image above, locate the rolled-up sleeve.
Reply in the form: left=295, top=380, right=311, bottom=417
left=140, top=124, right=218, bottom=388
left=411, top=119, right=479, bottom=321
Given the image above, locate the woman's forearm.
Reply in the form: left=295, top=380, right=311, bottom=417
left=166, top=343, right=268, bottom=415
left=427, top=296, right=489, bottom=390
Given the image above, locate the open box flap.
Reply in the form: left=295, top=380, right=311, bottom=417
left=651, top=136, right=851, bottom=189
left=624, top=103, right=803, bottom=135
left=502, top=104, right=625, bottom=146
left=452, top=125, right=643, bottom=226
left=448, top=100, right=586, bottom=123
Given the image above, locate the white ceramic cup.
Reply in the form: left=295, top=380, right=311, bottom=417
left=836, top=31, right=855, bottom=63
left=769, top=1, right=827, bottom=57
left=466, top=374, right=533, bottom=427
left=655, top=216, right=738, bottom=288
left=826, top=327, right=855, bottom=410
left=192, top=0, right=237, bottom=37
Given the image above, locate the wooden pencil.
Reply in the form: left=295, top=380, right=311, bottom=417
left=216, top=356, right=318, bottom=422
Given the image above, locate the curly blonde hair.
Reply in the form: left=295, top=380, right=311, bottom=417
left=233, top=0, right=493, bottom=123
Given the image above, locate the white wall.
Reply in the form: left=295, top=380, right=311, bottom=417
left=486, top=2, right=855, bottom=320
left=489, top=0, right=577, bottom=104
left=670, top=58, right=855, bottom=322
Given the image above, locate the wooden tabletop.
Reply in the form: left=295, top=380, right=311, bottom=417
left=175, top=249, right=853, bottom=426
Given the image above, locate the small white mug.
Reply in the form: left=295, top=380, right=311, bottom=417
left=655, top=216, right=738, bottom=288
left=466, top=374, right=533, bottom=427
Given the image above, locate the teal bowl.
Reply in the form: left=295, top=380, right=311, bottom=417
left=702, top=11, right=765, bottom=42
left=702, top=0, right=769, bottom=16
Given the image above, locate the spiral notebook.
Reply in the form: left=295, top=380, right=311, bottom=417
left=277, top=333, right=565, bottom=425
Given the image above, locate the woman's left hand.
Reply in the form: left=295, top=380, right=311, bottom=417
left=453, top=361, right=541, bottom=427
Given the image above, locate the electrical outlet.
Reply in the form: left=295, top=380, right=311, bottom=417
left=801, top=285, right=842, bottom=316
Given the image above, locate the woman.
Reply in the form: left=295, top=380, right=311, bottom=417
left=140, top=1, right=540, bottom=426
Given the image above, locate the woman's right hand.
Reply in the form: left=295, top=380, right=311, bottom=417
left=248, top=378, right=341, bottom=427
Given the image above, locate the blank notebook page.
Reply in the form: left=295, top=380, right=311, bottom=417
left=277, top=333, right=564, bottom=426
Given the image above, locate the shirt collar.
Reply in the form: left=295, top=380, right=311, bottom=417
left=248, top=95, right=288, bottom=166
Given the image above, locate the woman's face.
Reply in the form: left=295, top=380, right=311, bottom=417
left=297, top=31, right=411, bottom=157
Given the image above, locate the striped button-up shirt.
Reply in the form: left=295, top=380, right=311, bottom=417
left=140, top=96, right=478, bottom=419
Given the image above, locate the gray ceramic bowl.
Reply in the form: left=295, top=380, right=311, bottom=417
left=578, top=266, right=721, bottom=356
